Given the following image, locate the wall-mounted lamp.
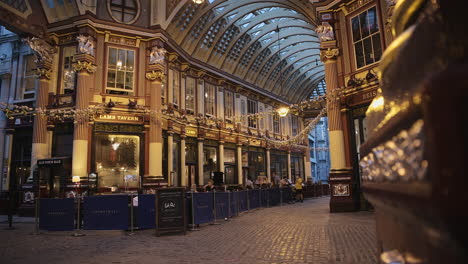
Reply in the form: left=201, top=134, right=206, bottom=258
left=315, top=58, right=318, bottom=66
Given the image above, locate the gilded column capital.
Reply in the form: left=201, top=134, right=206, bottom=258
left=320, top=48, right=340, bottom=63
left=145, top=70, right=165, bottom=82
left=35, top=68, right=52, bottom=80
left=73, top=60, right=97, bottom=73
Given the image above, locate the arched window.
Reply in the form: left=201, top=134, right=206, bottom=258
left=108, top=0, right=140, bottom=24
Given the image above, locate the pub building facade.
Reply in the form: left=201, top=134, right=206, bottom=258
left=313, top=0, right=391, bottom=211
left=0, top=0, right=315, bottom=210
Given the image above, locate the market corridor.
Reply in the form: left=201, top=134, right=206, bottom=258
left=0, top=197, right=377, bottom=264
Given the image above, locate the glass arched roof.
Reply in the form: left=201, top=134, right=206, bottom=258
left=167, top=0, right=325, bottom=103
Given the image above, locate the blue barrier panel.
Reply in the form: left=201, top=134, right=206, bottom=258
left=229, top=192, right=238, bottom=217
left=39, top=198, right=75, bottom=231
left=83, top=195, right=129, bottom=230
left=238, top=191, right=248, bottom=212
left=281, top=187, right=292, bottom=203
left=260, top=189, right=269, bottom=207
left=137, top=195, right=155, bottom=229
left=269, top=188, right=281, bottom=206
left=215, top=192, right=229, bottom=220
left=249, top=190, right=260, bottom=209
left=192, top=192, right=214, bottom=225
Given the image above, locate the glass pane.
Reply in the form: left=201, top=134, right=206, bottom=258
left=107, top=71, right=116, bottom=87
left=359, top=12, right=369, bottom=38
left=354, top=42, right=365, bottom=68
left=108, top=48, right=116, bottom=68
left=125, top=72, right=133, bottom=90
left=117, top=49, right=126, bottom=69
left=116, top=71, right=125, bottom=88
left=25, top=78, right=36, bottom=92
left=354, top=119, right=361, bottom=155
left=372, top=33, right=382, bottom=61
left=363, top=37, right=373, bottom=65
left=368, top=7, right=379, bottom=34
left=126, top=50, right=134, bottom=70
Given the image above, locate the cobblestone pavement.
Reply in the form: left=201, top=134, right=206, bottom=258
left=0, top=197, right=378, bottom=264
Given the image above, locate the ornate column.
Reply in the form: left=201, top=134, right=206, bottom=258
left=266, top=147, right=271, bottom=183
left=236, top=142, right=243, bottom=185
left=197, top=138, right=204, bottom=185
left=218, top=140, right=224, bottom=174
left=146, top=69, right=165, bottom=180
left=320, top=38, right=355, bottom=212
left=287, top=150, right=292, bottom=180
left=180, top=133, right=187, bottom=187
left=31, top=66, right=52, bottom=177
left=167, top=131, right=174, bottom=185
left=145, top=43, right=166, bottom=183
left=72, top=35, right=96, bottom=179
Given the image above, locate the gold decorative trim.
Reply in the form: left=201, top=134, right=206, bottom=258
left=320, top=48, right=340, bottom=62
left=73, top=61, right=97, bottom=73
left=35, top=68, right=52, bottom=80
left=145, top=70, right=165, bottom=82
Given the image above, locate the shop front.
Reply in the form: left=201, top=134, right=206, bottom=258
left=291, top=153, right=305, bottom=181
left=224, top=144, right=237, bottom=184
left=185, top=137, right=197, bottom=187
left=92, top=122, right=144, bottom=193
left=248, top=147, right=266, bottom=182
left=203, top=139, right=218, bottom=184
left=270, top=150, right=288, bottom=180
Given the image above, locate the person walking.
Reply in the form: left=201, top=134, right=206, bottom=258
left=295, top=177, right=304, bottom=203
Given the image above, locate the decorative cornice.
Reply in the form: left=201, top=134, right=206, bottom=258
left=35, top=68, right=52, bottom=80
left=320, top=48, right=340, bottom=62
left=73, top=61, right=97, bottom=73
left=145, top=70, right=165, bottom=82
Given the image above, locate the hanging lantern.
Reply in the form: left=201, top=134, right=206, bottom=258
left=193, top=0, right=205, bottom=4
left=277, top=107, right=289, bottom=117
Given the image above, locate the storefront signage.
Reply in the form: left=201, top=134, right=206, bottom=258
left=223, top=134, right=237, bottom=143
left=250, top=139, right=262, bottom=147
left=155, top=188, right=186, bottom=236
left=186, top=127, right=197, bottom=137
left=205, top=130, right=219, bottom=140
left=346, top=88, right=377, bottom=107
left=94, top=123, right=144, bottom=133
left=95, top=114, right=143, bottom=124
left=37, top=158, right=63, bottom=167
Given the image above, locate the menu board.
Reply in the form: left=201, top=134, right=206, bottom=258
left=155, top=188, right=186, bottom=236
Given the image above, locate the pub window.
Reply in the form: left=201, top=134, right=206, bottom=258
left=21, top=54, right=37, bottom=100
left=247, top=99, right=258, bottom=128
left=241, top=99, right=247, bottom=126
left=171, top=69, right=180, bottom=107
left=258, top=105, right=264, bottom=130
left=204, top=83, right=216, bottom=116
left=351, top=6, right=382, bottom=68
left=291, top=115, right=298, bottom=136
left=95, top=134, right=140, bottom=190
left=108, top=0, right=140, bottom=24
left=224, top=90, right=234, bottom=121
left=106, top=47, right=135, bottom=95
left=61, top=46, right=76, bottom=94
left=185, top=76, right=196, bottom=114
left=273, top=112, right=280, bottom=134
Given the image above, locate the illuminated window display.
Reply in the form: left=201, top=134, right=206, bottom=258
left=95, top=134, right=140, bottom=191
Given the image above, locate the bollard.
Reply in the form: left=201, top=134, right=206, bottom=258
left=226, top=191, right=233, bottom=221
left=189, top=192, right=199, bottom=231
left=280, top=189, right=283, bottom=207
left=210, top=190, right=221, bottom=225
left=246, top=190, right=250, bottom=212
left=72, top=196, right=85, bottom=237
left=5, top=192, right=14, bottom=230
left=33, top=197, right=40, bottom=235
left=128, top=194, right=135, bottom=236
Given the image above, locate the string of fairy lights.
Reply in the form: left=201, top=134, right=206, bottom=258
left=0, top=88, right=344, bottom=149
